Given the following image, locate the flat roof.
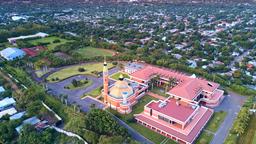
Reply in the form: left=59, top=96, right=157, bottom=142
left=147, top=99, right=196, bottom=122
left=10, top=111, right=26, bottom=120
left=0, top=86, right=5, bottom=93
left=0, top=97, right=16, bottom=108
left=135, top=108, right=213, bottom=143
left=16, top=116, right=41, bottom=133
left=0, top=107, right=17, bottom=118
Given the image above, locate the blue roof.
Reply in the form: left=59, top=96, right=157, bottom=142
left=15, top=116, right=41, bottom=133
left=0, top=97, right=16, bottom=109
left=23, top=116, right=40, bottom=125
left=0, top=48, right=25, bottom=61
left=0, top=86, right=5, bottom=93
left=10, top=111, right=26, bottom=120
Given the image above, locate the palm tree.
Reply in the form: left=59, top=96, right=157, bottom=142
left=151, top=75, right=160, bottom=89
left=168, top=77, right=177, bottom=88
left=72, top=102, right=77, bottom=112
left=59, top=94, right=63, bottom=103
left=77, top=105, right=81, bottom=113
left=64, top=95, right=68, bottom=106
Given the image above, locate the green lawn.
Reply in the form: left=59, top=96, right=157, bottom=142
left=151, top=86, right=169, bottom=97
left=108, top=95, right=176, bottom=144
left=253, top=131, right=256, bottom=144
left=238, top=115, right=256, bottom=144
left=28, top=36, right=72, bottom=50
left=83, top=86, right=102, bottom=98
left=75, top=47, right=114, bottom=58
left=47, top=63, right=114, bottom=82
left=205, top=111, right=227, bottom=132
left=64, top=80, right=92, bottom=90
left=110, top=72, right=130, bottom=80
left=196, top=131, right=214, bottom=144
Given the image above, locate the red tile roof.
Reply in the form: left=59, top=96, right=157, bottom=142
left=147, top=99, right=195, bottom=122
left=131, top=65, right=219, bottom=100
left=135, top=108, right=213, bottom=143
left=22, top=46, right=47, bottom=57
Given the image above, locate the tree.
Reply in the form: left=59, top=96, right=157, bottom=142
left=64, top=95, right=68, bottom=106
left=72, top=79, right=79, bottom=87
left=85, top=109, right=128, bottom=137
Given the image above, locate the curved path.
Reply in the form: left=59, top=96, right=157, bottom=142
left=211, top=91, right=246, bottom=144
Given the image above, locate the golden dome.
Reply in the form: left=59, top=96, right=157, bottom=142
left=109, top=80, right=133, bottom=98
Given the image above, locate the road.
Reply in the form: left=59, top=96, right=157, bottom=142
left=211, top=91, right=246, bottom=144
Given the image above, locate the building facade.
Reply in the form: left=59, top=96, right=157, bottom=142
left=102, top=61, right=148, bottom=114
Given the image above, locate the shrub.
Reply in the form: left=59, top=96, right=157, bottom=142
left=78, top=67, right=86, bottom=72
left=53, top=39, right=61, bottom=43
left=112, top=61, right=118, bottom=65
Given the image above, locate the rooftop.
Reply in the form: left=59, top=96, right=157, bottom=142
left=10, top=111, right=26, bottom=120
left=0, top=97, right=16, bottom=109
left=0, top=86, right=5, bottom=93
left=0, top=107, right=17, bottom=118
left=131, top=65, right=219, bottom=100
left=147, top=99, right=196, bottom=122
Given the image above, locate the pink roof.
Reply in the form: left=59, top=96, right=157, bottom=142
left=147, top=99, right=195, bottom=122
left=131, top=65, right=219, bottom=100
left=135, top=108, right=213, bottom=143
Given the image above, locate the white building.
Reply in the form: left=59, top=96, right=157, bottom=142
left=8, top=32, right=48, bottom=44
left=0, top=107, right=17, bottom=119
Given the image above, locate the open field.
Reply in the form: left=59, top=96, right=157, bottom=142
left=110, top=72, right=130, bottom=80
left=238, top=115, right=256, bottom=144
left=205, top=111, right=227, bottom=132
left=28, top=36, right=72, bottom=50
left=47, top=63, right=114, bottom=82
left=109, top=95, right=176, bottom=144
left=75, top=47, right=114, bottom=58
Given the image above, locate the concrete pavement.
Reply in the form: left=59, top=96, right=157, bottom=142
left=211, top=91, right=246, bottom=144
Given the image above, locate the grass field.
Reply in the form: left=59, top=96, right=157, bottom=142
left=238, top=115, right=256, bottom=144
left=253, top=131, right=256, bottom=144
left=108, top=95, right=176, bottom=144
left=47, top=63, right=114, bottom=82
left=110, top=72, right=130, bottom=80
left=28, top=36, right=72, bottom=50
left=64, top=80, right=92, bottom=90
left=75, top=47, right=114, bottom=58
left=196, top=131, right=214, bottom=144
left=83, top=86, right=102, bottom=98
left=205, top=111, right=227, bottom=132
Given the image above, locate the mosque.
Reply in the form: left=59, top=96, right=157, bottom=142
left=101, top=61, right=225, bottom=144
left=102, top=60, right=148, bottom=114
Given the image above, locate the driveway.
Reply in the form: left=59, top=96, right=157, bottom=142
left=46, top=67, right=117, bottom=98
left=211, top=91, right=246, bottom=144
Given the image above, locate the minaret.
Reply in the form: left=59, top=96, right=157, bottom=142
left=103, top=57, right=109, bottom=103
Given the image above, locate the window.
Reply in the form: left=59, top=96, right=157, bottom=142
left=150, top=109, right=152, bottom=116
left=158, top=115, right=170, bottom=123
